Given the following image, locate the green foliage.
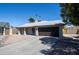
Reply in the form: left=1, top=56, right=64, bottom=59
left=28, top=17, right=35, bottom=23
left=60, top=3, right=79, bottom=25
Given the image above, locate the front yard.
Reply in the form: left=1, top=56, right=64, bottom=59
left=0, top=35, right=79, bottom=55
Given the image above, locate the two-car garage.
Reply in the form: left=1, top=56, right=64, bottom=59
left=30, top=26, right=60, bottom=37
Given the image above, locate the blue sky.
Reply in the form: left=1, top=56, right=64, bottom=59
left=0, top=3, right=61, bottom=26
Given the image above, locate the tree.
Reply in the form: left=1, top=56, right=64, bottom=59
left=28, top=17, right=35, bottom=23
left=60, top=3, right=79, bottom=25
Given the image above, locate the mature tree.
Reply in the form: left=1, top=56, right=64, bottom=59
left=28, top=17, right=35, bottom=23
left=60, top=3, right=79, bottom=25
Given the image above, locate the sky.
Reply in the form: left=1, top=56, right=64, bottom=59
left=0, top=3, right=61, bottom=26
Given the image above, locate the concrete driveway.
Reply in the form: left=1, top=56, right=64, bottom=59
left=0, top=36, right=47, bottom=55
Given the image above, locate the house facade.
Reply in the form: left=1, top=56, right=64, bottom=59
left=16, top=20, right=64, bottom=38
left=63, top=25, right=79, bottom=34
left=0, top=22, right=10, bottom=35
left=0, top=22, right=14, bottom=35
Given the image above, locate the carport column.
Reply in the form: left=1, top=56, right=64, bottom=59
left=24, top=28, right=26, bottom=35
left=35, top=27, right=39, bottom=36
left=18, top=29, right=20, bottom=35
left=9, top=27, right=12, bottom=35
left=59, top=26, right=63, bottom=38
left=3, top=28, right=5, bottom=35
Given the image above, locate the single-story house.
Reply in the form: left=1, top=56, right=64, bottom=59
left=63, top=25, right=79, bottom=34
left=16, top=20, right=64, bottom=38
left=0, top=22, right=10, bottom=35
left=0, top=22, right=15, bottom=35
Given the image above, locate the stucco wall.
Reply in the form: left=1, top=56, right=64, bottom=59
left=5, top=28, right=9, bottom=35
left=63, top=26, right=79, bottom=34
left=27, top=28, right=34, bottom=35
left=12, top=28, right=18, bottom=35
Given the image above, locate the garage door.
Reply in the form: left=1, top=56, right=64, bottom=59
left=38, top=27, right=59, bottom=37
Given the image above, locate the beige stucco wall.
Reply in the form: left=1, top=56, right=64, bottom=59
left=63, top=26, right=79, bottom=34
left=12, top=28, right=18, bottom=35
left=5, top=28, right=9, bottom=35
left=27, top=28, right=33, bottom=35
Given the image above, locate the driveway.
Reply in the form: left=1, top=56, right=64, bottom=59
left=0, top=36, right=48, bottom=55
left=0, top=35, right=79, bottom=55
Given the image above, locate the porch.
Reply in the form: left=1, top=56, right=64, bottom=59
left=17, top=25, right=63, bottom=38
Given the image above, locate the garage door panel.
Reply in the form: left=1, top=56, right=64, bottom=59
left=39, top=32, right=52, bottom=36
left=38, top=27, right=59, bottom=37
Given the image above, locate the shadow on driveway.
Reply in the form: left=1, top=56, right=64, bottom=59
left=39, top=37, right=79, bottom=55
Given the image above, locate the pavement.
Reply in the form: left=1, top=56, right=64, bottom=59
left=0, top=35, right=48, bottom=55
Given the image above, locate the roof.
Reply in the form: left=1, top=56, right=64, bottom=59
left=17, top=20, right=64, bottom=28
left=64, top=25, right=79, bottom=29
left=65, top=25, right=74, bottom=28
